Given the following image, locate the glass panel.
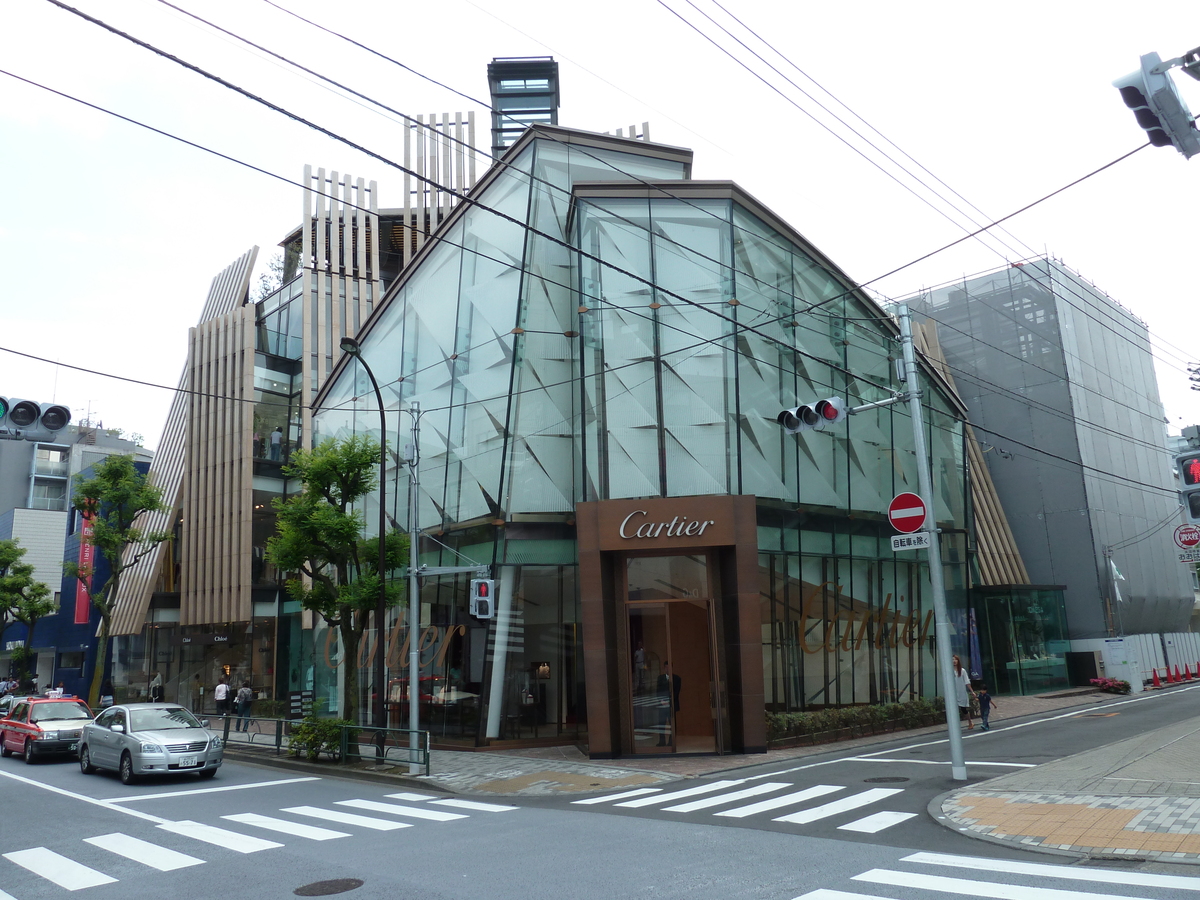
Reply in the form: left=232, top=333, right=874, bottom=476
left=627, top=555, right=708, bottom=600
left=629, top=604, right=671, bottom=751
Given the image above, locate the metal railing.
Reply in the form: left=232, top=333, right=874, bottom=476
left=212, top=715, right=431, bottom=775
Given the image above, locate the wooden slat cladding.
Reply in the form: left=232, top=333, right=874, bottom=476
left=914, top=321, right=1031, bottom=586
left=112, top=248, right=258, bottom=636
left=179, top=305, right=256, bottom=626
left=400, top=112, right=475, bottom=267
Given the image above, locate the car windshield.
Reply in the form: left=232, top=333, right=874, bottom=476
left=30, top=701, right=91, bottom=723
left=129, top=707, right=203, bottom=732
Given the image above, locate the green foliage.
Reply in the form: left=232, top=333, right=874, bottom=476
left=67, top=455, right=171, bottom=708
left=266, top=436, right=407, bottom=726
left=9, top=646, right=35, bottom=685
left=765, top=697, right=947, bottom=743
left=287, top=715, right=354, bottom=762
left=0, top=539, right=54, bottom=654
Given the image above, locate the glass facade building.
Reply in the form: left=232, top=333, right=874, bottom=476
left=314, top=126, right=970, bottom=754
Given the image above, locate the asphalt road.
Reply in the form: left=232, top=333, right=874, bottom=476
left=3, top=687, right=1200, bottom=900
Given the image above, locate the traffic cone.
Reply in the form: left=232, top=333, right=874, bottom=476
left=1168, top=667, right=1177, bottom=684
left=1185, top=665, right=1193, bottom=682
left=1176, top=665, right=1184, bottom=683
left=1152, top=668, right=1162, bottom=688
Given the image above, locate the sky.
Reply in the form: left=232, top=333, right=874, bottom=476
left=1, top=0, right=1197, bottom=452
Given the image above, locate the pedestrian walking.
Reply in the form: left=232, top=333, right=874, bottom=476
left=977, top=683, right=997, bottom=730
left=234, top=681, right=254, bottom=732
left=214, top=677, right=232, bottom=715
left=269, top=426, right=283, bottom=461
left=149, top=671, right=164, bottom=702
left=952, top=654, right=976, bottom=730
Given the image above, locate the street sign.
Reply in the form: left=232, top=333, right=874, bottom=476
left=891, top=533, right=931, bottom=551
left=888, top=492, right=927, bottom=533
left=1179, top=548, right=1200, bottom=564
left=1174, top=524, right=1200, bottom=549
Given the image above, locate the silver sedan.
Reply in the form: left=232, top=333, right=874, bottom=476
left=79, top=703, right=224, bottom=784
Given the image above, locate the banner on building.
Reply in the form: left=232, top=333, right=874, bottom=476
left=74, top=511, right=95, bottom=625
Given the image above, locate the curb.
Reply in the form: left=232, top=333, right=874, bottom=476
left=926, top=786, right=1087, bottom=861
left=222, top=748, right=455, bottom=794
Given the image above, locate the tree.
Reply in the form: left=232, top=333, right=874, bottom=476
left=0, top=540, right=54, bottom=684
left=66, top=455, right=171, bottom=708
left=266, top=436, right=406, bottom=726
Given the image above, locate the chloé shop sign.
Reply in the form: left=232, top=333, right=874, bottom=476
left=619, top=510, right=717, bottom=540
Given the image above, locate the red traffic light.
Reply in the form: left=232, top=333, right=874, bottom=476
left=1182, top=456, right=1200, bottom=486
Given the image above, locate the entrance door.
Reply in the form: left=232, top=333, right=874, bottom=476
left=625, top=555, right=719, bottom=754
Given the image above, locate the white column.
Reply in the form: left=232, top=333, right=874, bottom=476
left=484, top=573, right=515, bottom=739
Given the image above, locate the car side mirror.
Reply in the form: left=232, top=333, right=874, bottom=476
left=201, top=718, right=210, bottom=728
left=111, top=723, right=125, bottom=733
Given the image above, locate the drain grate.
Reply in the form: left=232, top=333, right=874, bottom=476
left=294, top=879, right=364, bottom=897
left=864, top=776, right=910, bottom=784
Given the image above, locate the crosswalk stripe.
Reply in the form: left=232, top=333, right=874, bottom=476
left=3, top=848, right=118, bottom=890
left=572, top=788, right=661, bottom=805
left=0, top=888, right=18, bottom=900
left=616, top=780, right=745, bottom=808
left=283, top=806, right=412, bottom=831
left=157, top=821, right=283, bottom=852
left=85, top=833, right=204, bottom=870
left=663, top=782, right=792, bottom=813
left=714, top=785, right=842, bottom=818
left=902, top=851, right=1200, bottom=891
left=430, top=799, right=518, bottom=812
left=336, top=799, right=467, bottom=821
left=774, top=788, right=903, bottom=824
left=386, top=792, right=436, bottom=802
left=854, top=867, right=1149, bottom=900
left=222, top=813, right=349, bottom=841
left=837, top=811, right=917, bottom=833
left=792, top=891, right=884, bottom=900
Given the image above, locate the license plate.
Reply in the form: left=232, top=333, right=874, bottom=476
left=69, top=743, right=78, bottom=751
left=179, top=756, right=197, bottom=767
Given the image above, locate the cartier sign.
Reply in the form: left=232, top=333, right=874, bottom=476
left=619, top=510, right=716, bottom=540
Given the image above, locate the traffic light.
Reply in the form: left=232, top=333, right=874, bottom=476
left=0, top=397, right=71, bottom=441
left=1179, top=452, right=1200, bottom=524
left=1113, top=52, right=1200, bottom=159
left=777, top=397, right=848, bottom=434
left=469, top=578, right=495, bottom=619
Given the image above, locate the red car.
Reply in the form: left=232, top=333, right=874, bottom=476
left=0, top=696, right=94, bottom=763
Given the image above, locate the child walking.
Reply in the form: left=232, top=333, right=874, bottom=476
left=977, top=683, right=997, bottom=731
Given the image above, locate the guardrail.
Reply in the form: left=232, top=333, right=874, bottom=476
left=211, top=715, right=431, bottom=775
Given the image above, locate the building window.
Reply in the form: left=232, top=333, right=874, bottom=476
left=59, top=651, right=84, bottom=669
left=34, top=445, right=69, bottom=477
left=31, top=480, right=67, bottom=510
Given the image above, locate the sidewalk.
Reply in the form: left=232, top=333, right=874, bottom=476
left=224, top=686, right=1114, bottom=797
left=938, top=687, right=1200, bottom=863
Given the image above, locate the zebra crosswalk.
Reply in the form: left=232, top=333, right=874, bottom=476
left=573, top=779, right=918, bottom=832
left=0, top=790, right=517, bottom=896
left=796, top=851, right=1200, bottom=900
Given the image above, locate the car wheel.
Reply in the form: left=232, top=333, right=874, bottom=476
left=0, top=733, right=11, bottom=758
left=23, top=739, right=36, bottom=764
left=198, top=768, right=217, bottom=780
left=119, top=751, right=136, bottom=785
left=80, top=746, right=96, bottom=775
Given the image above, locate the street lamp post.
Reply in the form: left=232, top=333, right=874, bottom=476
left=339, top=336, right=388, bottom=732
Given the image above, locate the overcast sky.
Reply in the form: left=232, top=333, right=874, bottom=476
left=2, top=0, right=1197, bottom=451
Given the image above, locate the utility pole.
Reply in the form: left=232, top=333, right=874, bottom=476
left=406, top=402, right=421, bottom=775
left=897, top=304, right=968, bottom=781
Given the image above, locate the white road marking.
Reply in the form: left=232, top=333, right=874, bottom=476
left=837, top=811, right=917, bottom=833
left=429, top=799, right=518, bottom=812
left=0, top=768, right=168, bottom=824
left=386, top=792, right=436, bottom=802
left=572, top=787, right=661, bottom=805
left=85, top=833, right=204, bottom=870
left=903, top=850, right=1200, bottom=891
left=282, top=806, right=411, bottom=831
left=714, top=785, right=842, bottom=818
left=616, top=780, right=745, bottom=808
left=663, top=782, right=791, bottom=813
left=792, top=891, right=886, bottom=900
left=844, top=757, right=1036, bottom=768
left=223, top=813, right=349, bottom=841
left=3, top=848, right=118, bottom=890
left=775, top=788, right=903, bottom=824
left=336, top=799, right=467, bottom=821
left=103, top=776, right=320, bottom=803
left=854, top=867, right=1149, bottom=900
left=157, top=820, right=282, bottom=852
left=0, top=889, right=18, bottom=900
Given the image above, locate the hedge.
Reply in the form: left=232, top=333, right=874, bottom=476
left=766, top=697, right=946, bottom=745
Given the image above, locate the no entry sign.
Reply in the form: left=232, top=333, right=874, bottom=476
left=888, top=492, right=927, bottom=534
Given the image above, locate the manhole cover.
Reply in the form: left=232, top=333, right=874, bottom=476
left=864, top=776, right=910, bottom=784
left=294, top=879, right=364, bottom=897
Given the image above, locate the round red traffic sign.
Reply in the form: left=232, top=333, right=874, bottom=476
left=888, top=492, right=927, bottom=534
left=1175, top=525, right=1200, bottom=549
